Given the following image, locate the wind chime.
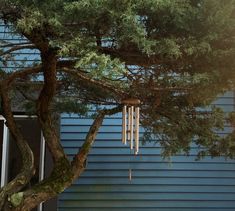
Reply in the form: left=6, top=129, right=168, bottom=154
left=121, top=98, right=140, bottom=155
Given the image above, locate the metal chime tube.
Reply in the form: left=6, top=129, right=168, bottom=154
left=130, top=106, right=134, bottom=150
left=122, top=105, right=127, bottom=144
left=135, top=107, right=140, bottom=154
left=122, top=99, right=140, bottom=155
left=127, top=107, right=131, bottom=140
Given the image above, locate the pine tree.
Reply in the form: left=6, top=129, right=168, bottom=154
left=0, top=0, right=235, bottom=210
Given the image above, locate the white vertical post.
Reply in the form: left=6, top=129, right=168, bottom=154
left=38, top=133, right=46, bottom=211
left=39, top=133, right=45, bottom=181
left=122, top=105, right=127, bottom=145
left=130, top=106, right=134, bottom=150
left=135, top=107, right=140, bottom=155
left=1, top=119, right=9, bottom=187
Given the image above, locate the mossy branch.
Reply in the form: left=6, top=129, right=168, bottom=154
left=71, top=105, right=122, bottom=175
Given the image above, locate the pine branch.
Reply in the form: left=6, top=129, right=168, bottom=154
left=5, top=65, right=42, bottom=85
left=0, top=42, right=32, bottom=48
left=61, top=67, right=126, bottom=98
left=0, top=44, right=36, bottom=56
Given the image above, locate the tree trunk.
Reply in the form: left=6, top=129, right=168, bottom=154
left=0, top=83, right=35, bottom=210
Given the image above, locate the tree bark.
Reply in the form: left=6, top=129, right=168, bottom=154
left=0, top=83, right=35, bottom=210
left=37, top=50, right=67, bottom=163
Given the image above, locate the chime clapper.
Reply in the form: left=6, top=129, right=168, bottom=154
left=129, top=168, right=132, bottom=182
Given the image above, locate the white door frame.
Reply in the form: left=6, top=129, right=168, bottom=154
left=0, top=116, right=9, bottom=188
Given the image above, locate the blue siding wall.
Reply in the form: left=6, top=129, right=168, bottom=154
left=59, top=92, right=235, bottom=211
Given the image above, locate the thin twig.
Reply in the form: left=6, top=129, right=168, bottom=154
left=0, top=42, right=32, bottom=48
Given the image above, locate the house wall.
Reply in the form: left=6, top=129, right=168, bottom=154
left=59, top=92, right=235, bottom=211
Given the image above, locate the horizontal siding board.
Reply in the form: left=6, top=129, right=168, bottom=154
left=72, top=163, right=235, bottom=171
left=60, top=131, right=232, bottom=140
left=58, top=209, right=235, bottom=211
left=61, top=140, right=235, bottom=151
left=58, top=200, right=235, bottom=208
left=63, top=184, right=235, bottom=193
left=83, top=155, right=232, bottom=163
left=60, top=125, right=233, bottom=134
left=61, top=125, right=142, bottom=133
left=62, top=147, right=224, bottom=156
left=73, top=178, right=235, bottom=185
left=79, top=170, right=235, bottom=178
left=59, top=192, right=235, bottom=200
left=61, top=119, right=122, bottom=126
left=61, top=139, right=232, bottom=148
